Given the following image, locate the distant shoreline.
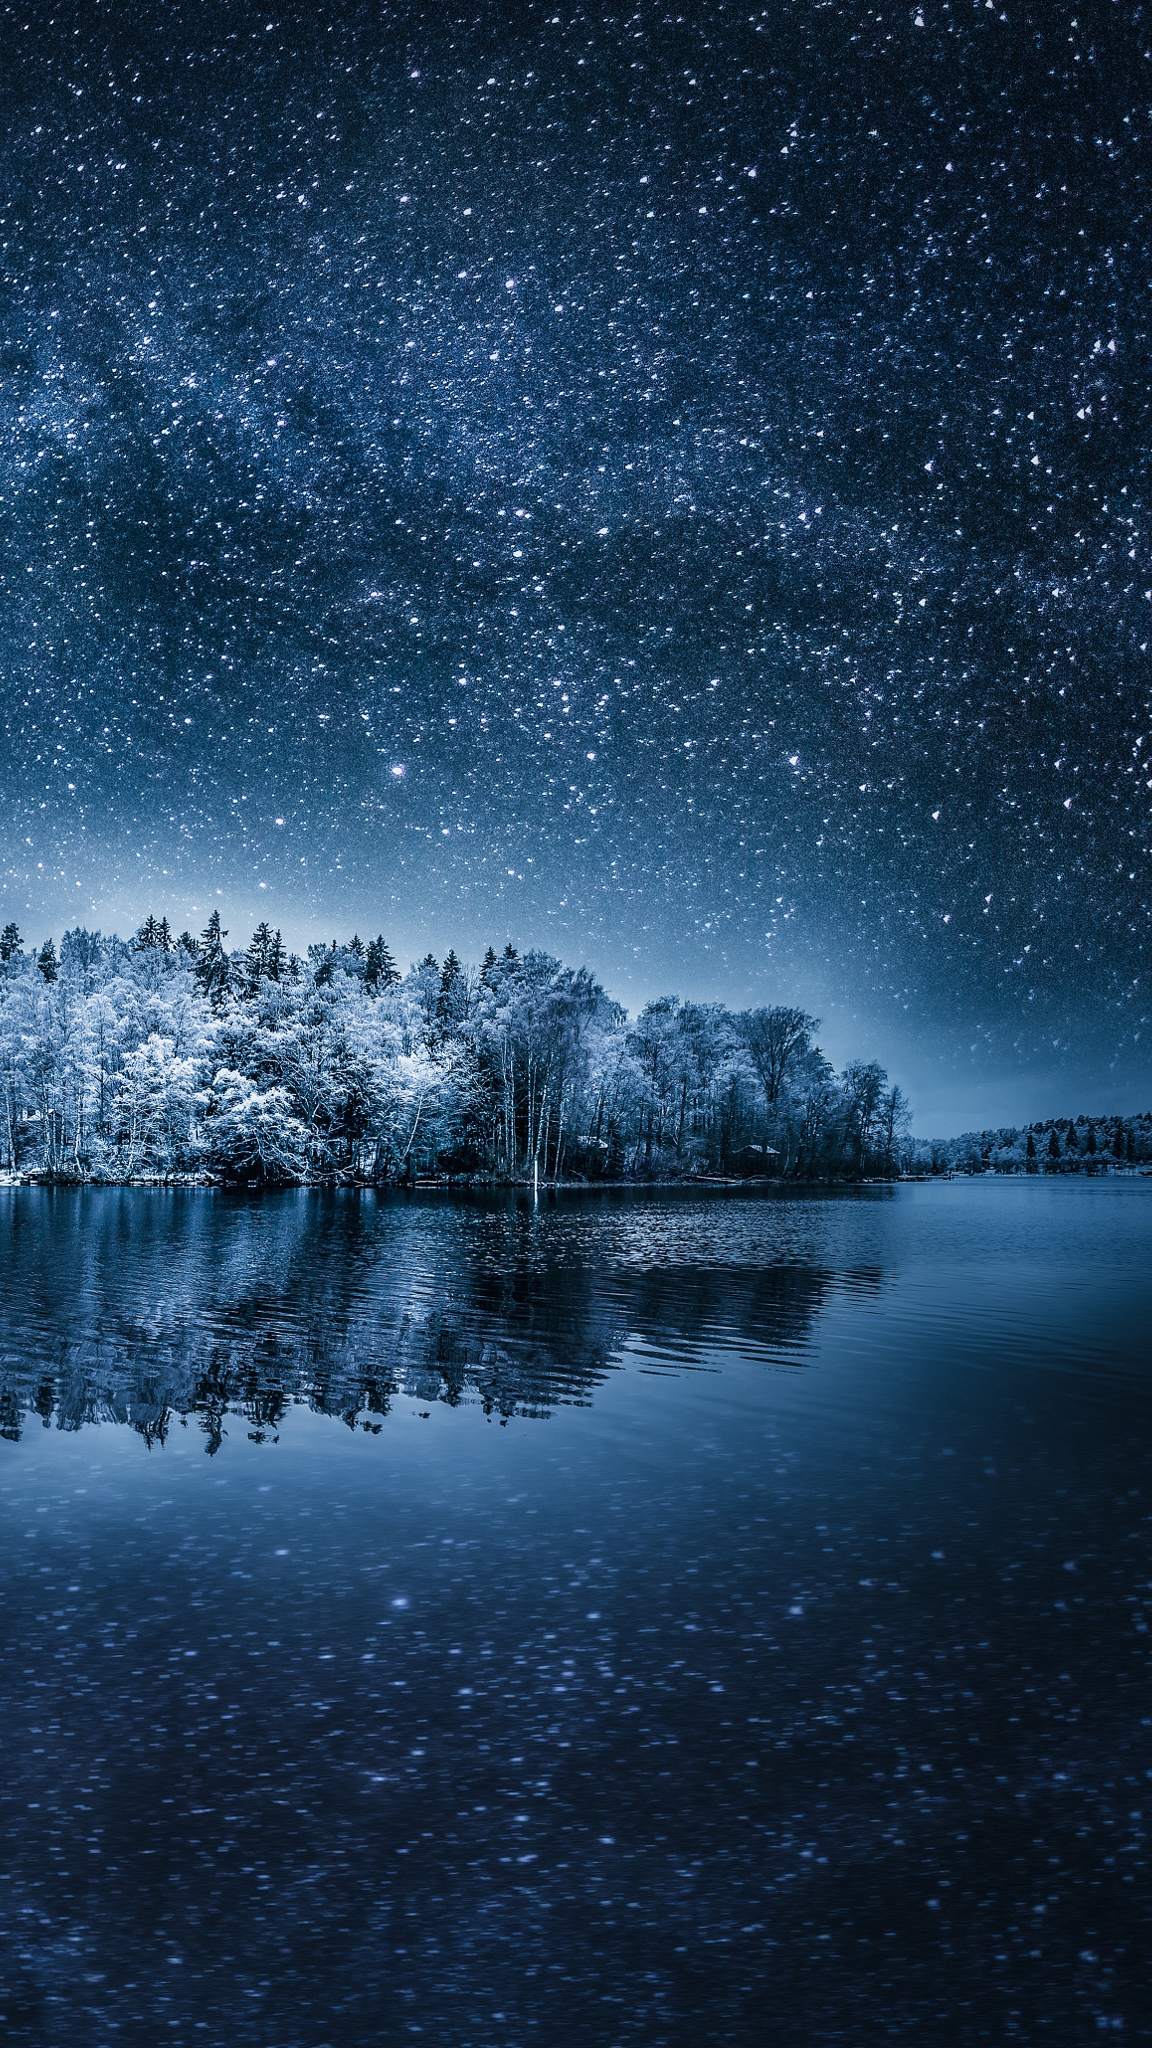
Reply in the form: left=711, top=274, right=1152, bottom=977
left=2, top=1168, right=1149, bottom=1194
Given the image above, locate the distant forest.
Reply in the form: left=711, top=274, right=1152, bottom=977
left=922, top=1117, right=1152, bottom=1175
left=0, top=915, right=916, bottom=1185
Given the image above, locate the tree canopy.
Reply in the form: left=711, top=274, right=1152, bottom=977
left=0, top=920, right=917, bottom=1184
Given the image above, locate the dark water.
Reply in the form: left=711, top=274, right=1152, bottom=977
left=1, top=1182, right=1150, bottom=2046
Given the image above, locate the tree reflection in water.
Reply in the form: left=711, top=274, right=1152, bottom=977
left=0, top=1186, right=884, bottom=1447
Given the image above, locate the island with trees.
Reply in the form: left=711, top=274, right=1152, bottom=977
left=0, top=916, right=917, bottom=1185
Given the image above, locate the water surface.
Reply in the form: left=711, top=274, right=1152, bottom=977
left=1, top=1181, right=1150, bottom=2044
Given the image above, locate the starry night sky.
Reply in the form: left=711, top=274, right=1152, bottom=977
left=1, top=0, right=1149, bottom=1127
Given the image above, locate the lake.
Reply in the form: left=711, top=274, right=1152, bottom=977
left=1, top=1180, right=1149, bottom=2045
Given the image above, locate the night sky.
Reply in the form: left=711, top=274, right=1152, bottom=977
left=1, top=0, right=1149, bottom=1128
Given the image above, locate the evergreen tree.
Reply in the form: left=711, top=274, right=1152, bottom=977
left=196, top=911, right=230, bottom=998
left=1064, top=1119, right=1078, bottom=1154
left=480, top=946, right=498, bottom=981
left=157, top=917, right=173, bottom=955
left=310, top=941, right=336, bottom=986
left=177, top=930, right=199, bottom=962
left=135, top=914, right=161, bottom=951
left=365, top=935, right=399, bottom=991
left=1113, top=1122, right=1127, bottom=1160
left=346, top=933, right=365, bottom=959
left=1047, top=1127, right=1062, bottom=1163
left=0, top=923, right=21, bottom=961
left=37, top=939, right=58, bottom=983
left=437, top=949, right=465, bottom=1025
left=245, top=922, right=276, bottom=987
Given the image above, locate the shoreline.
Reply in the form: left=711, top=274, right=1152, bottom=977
left=1, top=1167, right=1149, bottom=1193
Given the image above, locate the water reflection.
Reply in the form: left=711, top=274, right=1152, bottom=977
left=3, top=1182, right=1152, bottom=2044
left=0, top=1186, right=884, bottom=1447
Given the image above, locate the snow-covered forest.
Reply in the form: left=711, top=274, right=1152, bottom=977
left=916, top=1117, right=1152, bottom=1175
left=0, top=915, right=914, bottom=1185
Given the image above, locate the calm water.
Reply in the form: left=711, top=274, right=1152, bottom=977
left=1, top=1181, right=1150, bottom=2045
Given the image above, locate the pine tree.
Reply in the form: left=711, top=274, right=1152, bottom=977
left=196, top=911, right=230, bottom=998
left=0, top=923, right=21, bottom=962
left=1113, top=1122, right=1127, bottom=1160
left=157, top=917, right=173, bottom=954
left=311, top=941, right=336, bottom=986
left=246, top=922, right=275, bottom=987
left=346, top=933, right=365, bottom=959
left=480, top=945, right=498, bottom=981
left=438, top=949, right=463, bottom=1022
left=135, top=914, right=161, bottom=951
left=37, top=939, right=58, bottom=983
left=1047, top=1127, right=1061, bottom=1163
left=365, top=935, right=399, bottom=991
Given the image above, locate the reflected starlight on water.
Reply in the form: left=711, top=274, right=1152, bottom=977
left=1, top=1182, right=1150, bottom=2044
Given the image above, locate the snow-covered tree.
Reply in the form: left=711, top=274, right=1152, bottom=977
left=202, top=1071, right=309, bottom=1180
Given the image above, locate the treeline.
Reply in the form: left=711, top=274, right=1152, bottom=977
left=0, top=915, right=911, bottom=1185
left=917, top=1116, right=1152, bottom=1175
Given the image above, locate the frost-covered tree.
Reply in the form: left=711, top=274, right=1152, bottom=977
left=115, top=1035, right=203, bottom=1175
left=739, top=1006, right=816, bottom=1112
left=202, top=1071, right=309, bottom=1180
